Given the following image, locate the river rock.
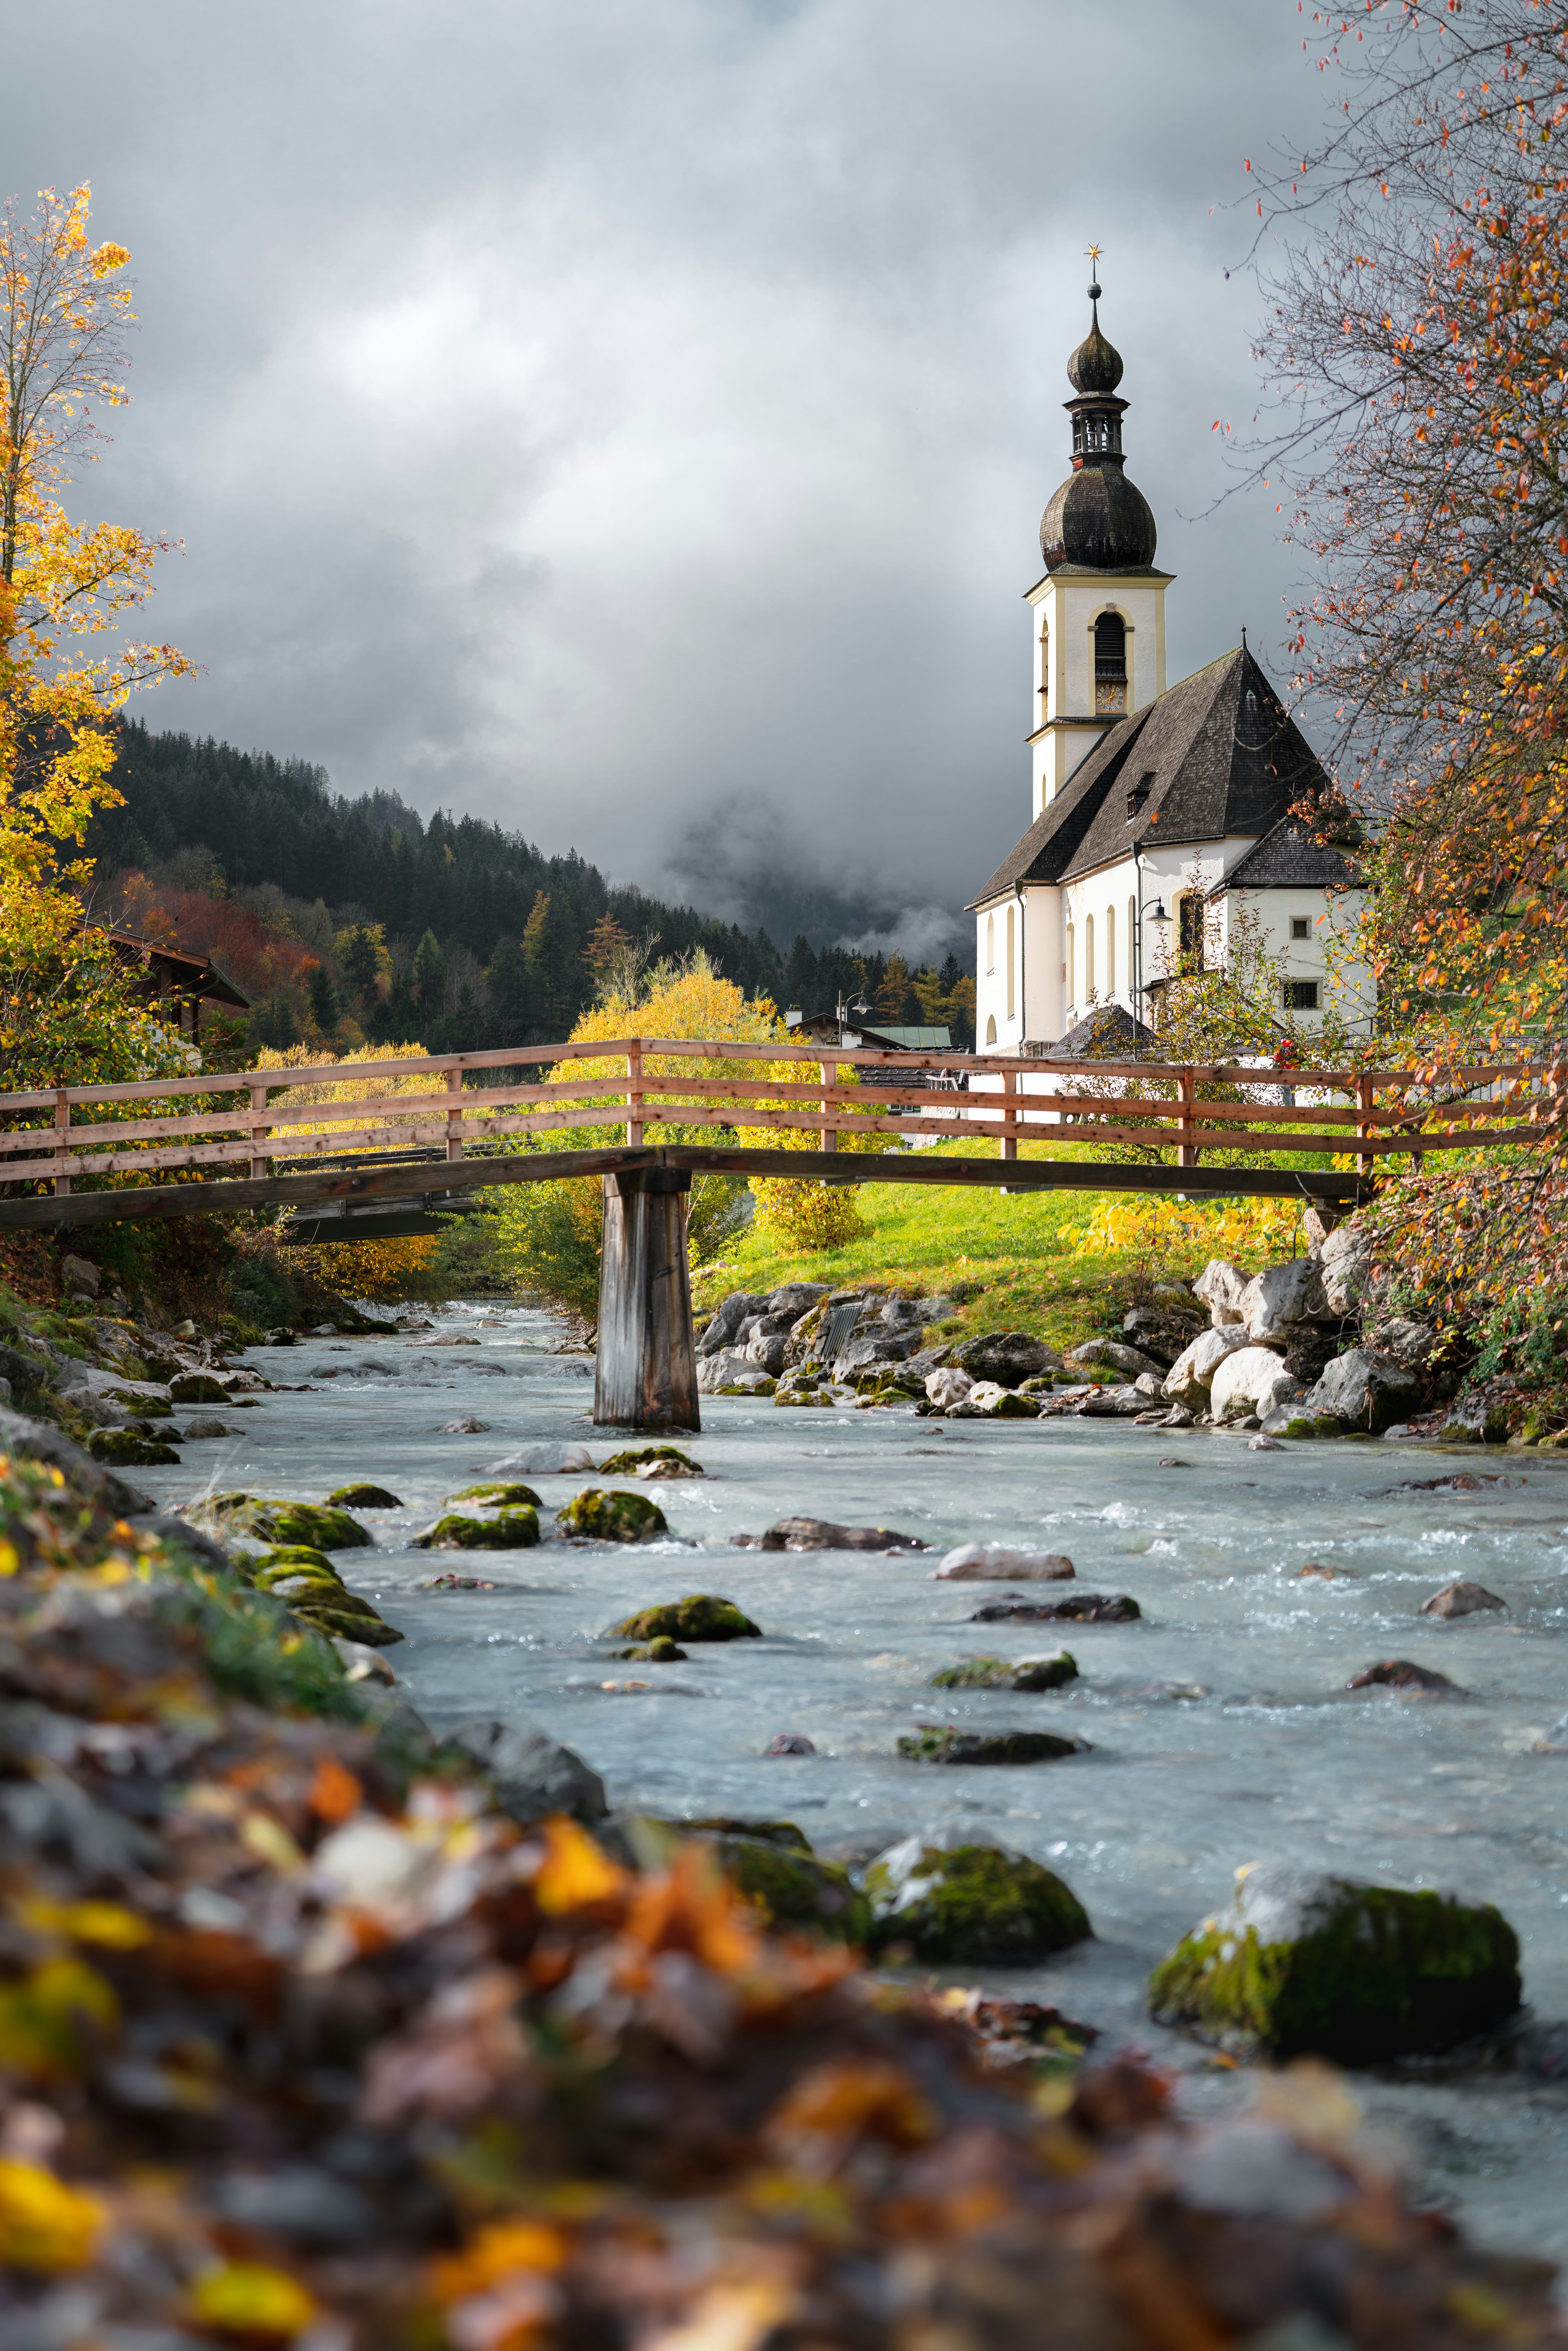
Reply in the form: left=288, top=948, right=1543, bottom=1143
left=1208, top=1347, right=1302, bottom=1422
left=898, top=1724, right=1089, bottom=1764
left=599, top=1446, right=701, bottom=1479
left=925, top=1366, right=974, bottom=1409
left=1066, top=1338, right=1166, bottom=1379
left=1148, top=1863, right=1521, bottom=2061
left=863, top=1823, right=1091, bottom=1962
left=1319, top=1221, right=1378, bottom=1314
left=611, top=1595, right=760, bottom=1641
left=1367, top=1316, right=1439, bottom=1370
left=1194, top=1260, right=1250, bottom=1325
left=1074, top=1384, right=1147, bottom=1417
left=930, top=1544, right=1074, bottom=1581
left=745, top=1330, right=791, bottom=1375
left=445, top=1718, right=607, bottom=1824
left=1161, top=1325, right=1252, bottom=1408
left=614, top=1636, right=687, bottom=1662
left=697, top=1291, right=772, bottom=1357
left=709, top=1831, right=868, bottom=1942
left=446, top=1481, right=542, bottom=1506
left=1300, top=1348, right=1417, bottom=1433
left=191, top=1495, right=374, bottom=1550
left=438, top=1417, right=490, bottom=1434
left=930, top=1651, right=1078, bottom=1690
left=58, top=1252, right=101, bottom=1299
left=1441, top=1395, right=1512, bottom=1445
left=480, top=1443, right=597, bottom=1476
left=697, top=1347, right=757, bottom=1393
left=949, top=1381, right=1039, bottom=1418
left=768, top=1281, right=830, bottom=1319
left=556, top=1489, right=667, bottom=1542
left=970, top=1593, right=1141, bottom=1624
left=764, top=1732, right=815, bottom=1755
left=168, top=1371, right=230, bottom=1405
left=181, top=1417, right=234, bottom=1440
left=86, top=1428, right=181, bottom=1467
left=327, top=1483, right=405, bottom=1508
left=1239, top=1259, right=1330, bottom=1342
left=1347, top=1658, right=1461, bottom=1695
left=950, top=1331, right=1061, bottom=1385
left=1420, top=1580, right=1507, bottom=1619
left=412, top=1509, right=540, bottom=1551
left=751, top=1516, right=927, bottom=1552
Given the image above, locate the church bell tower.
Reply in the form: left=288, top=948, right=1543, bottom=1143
left=1026, top=270, right=1173, bottom=816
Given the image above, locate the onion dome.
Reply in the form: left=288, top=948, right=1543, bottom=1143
left=1039, top=276, right=1158, bottom=573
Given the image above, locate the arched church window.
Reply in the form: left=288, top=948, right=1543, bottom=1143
left=985, top=1014, right=997, bottom=1047
left=1105, top=904, right=1115, bottom=997
left=1084, top=914, right=1094, bottom=1002
left=986, top=913, right=995, bottom=976
left=1094, top=611, right=1127, bottom=717
left=1005, top=905, right=1015, bottom=1020
left=1065, top=923, right=1075, bottom=1008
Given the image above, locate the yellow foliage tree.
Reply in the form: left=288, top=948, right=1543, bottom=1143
left=1, top=185, right=194, bottom=1084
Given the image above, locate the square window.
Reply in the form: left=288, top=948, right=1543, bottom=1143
left=1290, top=916, right=1310, bottom=941
left=1284, top=980, right=1319, bottom=1011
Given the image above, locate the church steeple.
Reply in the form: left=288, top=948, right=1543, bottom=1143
left=1040, top=272, right=1158, bottom=573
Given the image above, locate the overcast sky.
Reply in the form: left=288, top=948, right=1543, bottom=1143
left=9, top=0, right=1329, bottom=956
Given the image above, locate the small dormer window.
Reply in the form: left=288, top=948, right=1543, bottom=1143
left=1126, top=771, right=1154, bottom=823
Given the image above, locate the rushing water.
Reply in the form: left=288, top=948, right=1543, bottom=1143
left=138, top=1298, right=1568, bottom=2278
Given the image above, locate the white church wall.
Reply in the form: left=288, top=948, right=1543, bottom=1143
left=1214, top=887, right=1376, bottom=1039
left=1027, top=568, right=1171, bottom=817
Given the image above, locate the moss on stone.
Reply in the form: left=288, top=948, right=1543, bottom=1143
left=682, top=1818, right=811, bottom=1851
left=865, top=1843, right=1091, bottom=1964
left=598, top=1446, right=701, bottom=1475
left=169, top=1372, right=229, bottom=1405
left=1148, top=1868, right=1522, bottom=2062
left=611, top=1594, right=760, bottom=1642
left=929, top=1652, right=1079, bottom=1691
left=86, top=1429, right=180, bottom=1467
left=613, top=1635, right=688, bottom=1662
left=192, top=1495, right=373, bottom=1550
left=556, top=1489, right=668, bottom=1542
left=897, top=1725, right=1087, bottom=1764
left=712, top=1833, right=870, bottom=1945
left=326, top=1483, right=404, bottom=1508
left=444, top=1482, right=542, bottom=1507
left=413, top=1509, right=540, bottom=1551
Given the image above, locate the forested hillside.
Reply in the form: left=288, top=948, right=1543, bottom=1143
left=87, top=723, right=975, bottom=1056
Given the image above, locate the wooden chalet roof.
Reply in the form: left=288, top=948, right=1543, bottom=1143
left=968, top=647, right=1332, bottom=907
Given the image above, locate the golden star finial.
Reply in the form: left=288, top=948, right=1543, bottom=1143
left=1085, top=242, right=1102, bottom=266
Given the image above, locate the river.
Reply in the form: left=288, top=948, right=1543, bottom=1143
left=140, top=1296, right=1568, bottom=2279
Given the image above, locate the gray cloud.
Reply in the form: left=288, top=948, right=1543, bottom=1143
left=10, top=0, right=1325, bottom=941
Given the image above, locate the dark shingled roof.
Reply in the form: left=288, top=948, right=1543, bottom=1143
left=1048, top=1005, right=1156, bottom=1058
left=968, top=647, right=1332, bottom=907
left=1209, top=816, right=1361, bottom=892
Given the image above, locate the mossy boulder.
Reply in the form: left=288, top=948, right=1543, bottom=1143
left=1148, top=1865, right=1522, bottom=2062
left=598, top=1446, right=703, bottom=1477
left=611, top=1595, right=760, bottom=1643
left=613, top=1635, right=687, bottom=1662
left=864, top=1828, right=1091, bottom=1963
left=86, top=1428, right=180, bottom=1467
left=444, top=1482, right=542, bottom=1508
left=191, top=1494, right=373, bottom=1550
left=556, top=1488, right=668, bottom=1542
left=930, top=1652, right=1078, bottom=1692
left=327, top=1483, right=404, bottom=1508
left=683, top=1818, right=810, bottom=1850
left=412, top=1509, right=540, bottom=1551
left=711, top=1832, right=870, bottom=1945
left=897, top=1724, right=1088, bottom=1765
left=168, top=1372, right=229, bottom=1405
left=244, top=1545, right=404, bottom=1648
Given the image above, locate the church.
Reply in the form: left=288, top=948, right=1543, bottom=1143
left=968, top=273, right=1368, bottom=1059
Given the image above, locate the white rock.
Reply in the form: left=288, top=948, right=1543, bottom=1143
left=1209, top=1347, right=1302, bottom=1421
left=1193, top=1260, right=1250, bottom=1326
left=925, top=1366, right=974, bottom=1409
left=479, top=1443, right=597, bottom=1474
left=1239, top=1259, right=1329, bottom=1342
left=1161, top=1324, right=1251, bottom=1407
left=1319, top=1223, right=1377, bottom=1315
left=929, top=1544, right=1075, bottom=1581
left=1301, top=1348, right=1417, bottom=1432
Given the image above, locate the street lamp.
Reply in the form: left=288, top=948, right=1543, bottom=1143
left=1132, top=892, right=1170, bottom=1056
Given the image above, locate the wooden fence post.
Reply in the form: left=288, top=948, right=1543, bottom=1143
left=594, top=1165, right=700, bottom=1431
left=1357, top=1074, right=1376, bottom=1180
left=53, top=1091, right=71, bottom=1198
left=445, top=1067, right=464, bottom=1162
left=820, top=1059, right=837, bottom=1153
left=249, top=1084, right=269, bottom=1180
left=1000, top=1068, right=1017, bottom=1162
left=627, top=1038, right=644, bottom=1148
left=1177, top=1069, right=1198, bottom=1169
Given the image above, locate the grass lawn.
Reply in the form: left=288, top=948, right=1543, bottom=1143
left=692, top=1137, right=1313, bottom=1357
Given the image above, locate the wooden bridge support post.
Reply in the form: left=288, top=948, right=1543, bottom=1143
left=445, top=1068, right=464, bottom=1162
left=1000, top=1069, right=1017, bottom=1162
left=53, top=1091, right=71, bottom=1199
left=1357, top=1074, right=1376, bottom=1181
left=819, top=1060, right=837, bottom=1153
left=594, top=1165, right=700, bottom=1431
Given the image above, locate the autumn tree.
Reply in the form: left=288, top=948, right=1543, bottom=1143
left=1, top=183, right=193, bottom=1083
left=1238, top=0, right=1568, bottom=1303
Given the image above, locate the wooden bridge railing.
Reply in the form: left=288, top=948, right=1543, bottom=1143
left=0, top=1039, right=1555, bottom=1201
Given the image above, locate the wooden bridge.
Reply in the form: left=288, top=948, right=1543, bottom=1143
left=0, top=1038, right=1544, bottom=1430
